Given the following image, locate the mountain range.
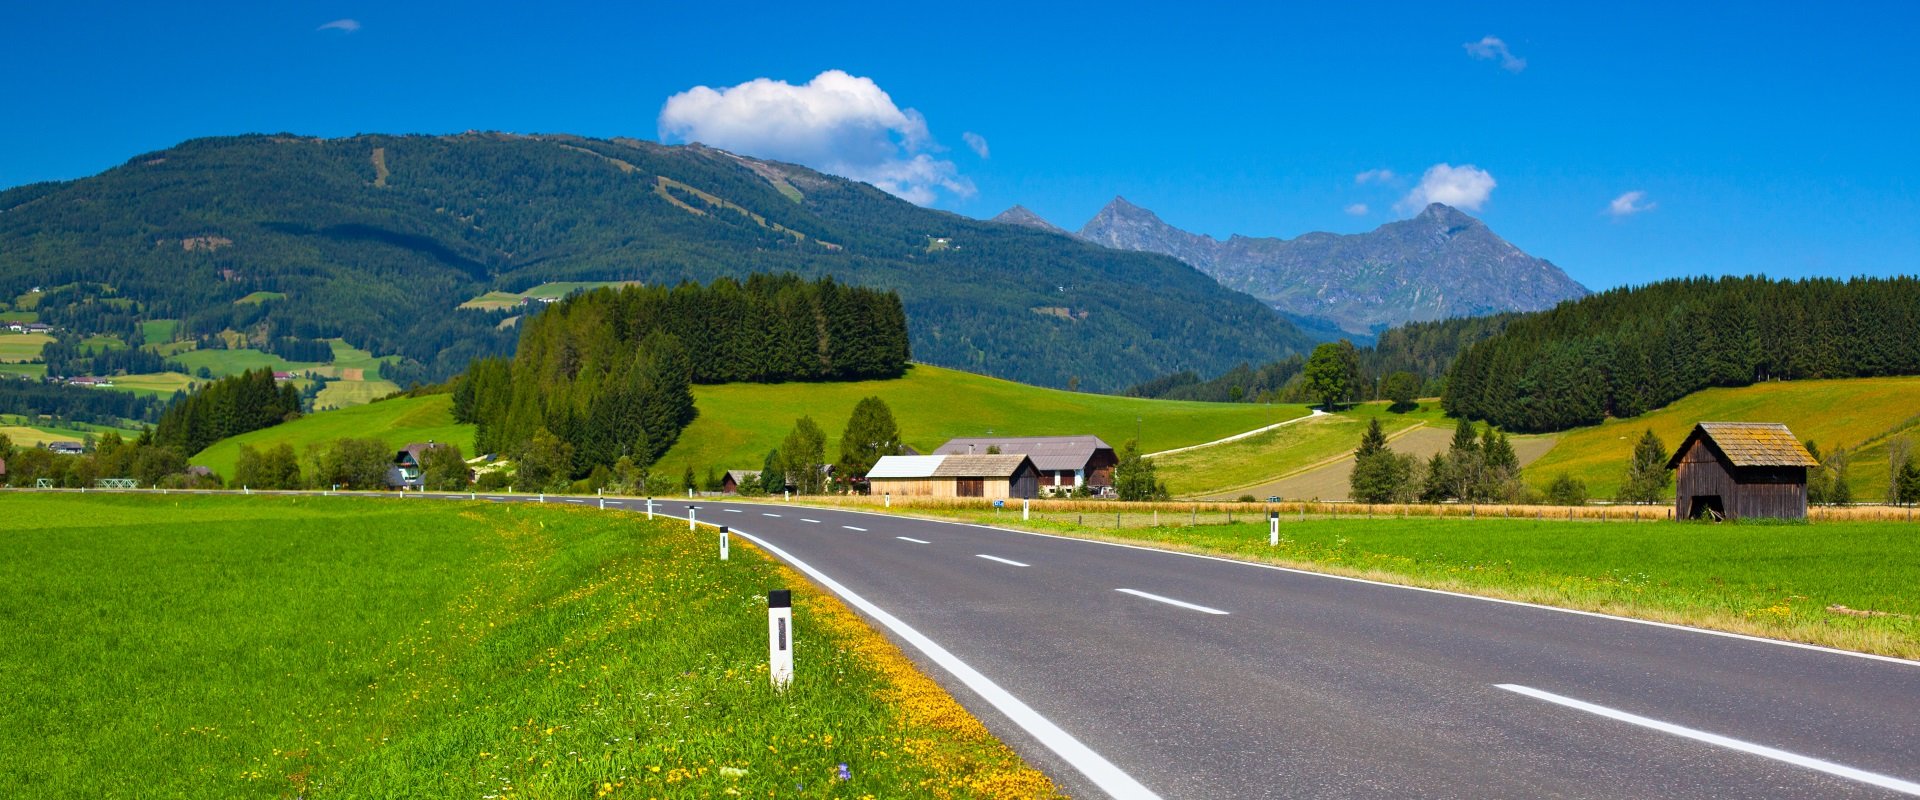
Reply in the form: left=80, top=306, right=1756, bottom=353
left=995, top=198, right=1588, bottom=336
left=0, top=133, right=1312, bottom=392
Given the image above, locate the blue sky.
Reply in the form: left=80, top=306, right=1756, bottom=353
left=4, top=2, right=1916, bottom=290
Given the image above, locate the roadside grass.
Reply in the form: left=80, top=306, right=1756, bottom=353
left=661, top=364, right=1309, bottom=474
left=1152, top=411, right=1422, bottom=497
left=804, top=501, right=1920, bottom=659
left=1523, top=376, right=1920, bottom=500
left=0, top=332, right=53, bottom=362
left=192, top=394, right=474, bottom=477
left=0, top=493, right=1057, bottom=799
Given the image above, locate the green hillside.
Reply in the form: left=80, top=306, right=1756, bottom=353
left=0, top=132, right=1310, bottom=391
left=1521, top=376, right=1920, bottom=499
left=192, top=393, right=472, bottom=479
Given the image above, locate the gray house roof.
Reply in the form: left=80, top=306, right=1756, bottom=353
left=933, top=435, right=1113, bottom=472
left=867, top=454, right=1036, bottom=479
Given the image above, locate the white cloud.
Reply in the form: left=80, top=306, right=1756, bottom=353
left=962, top=131, right=989, bottom=159
left=1608, top=190, right=1656, bottom=218
left=658, top=70, right=974, bottom=205
left=1345, top=203, right=1370, bottom=216
left=1396, top=163, right=1497, bottom=213
left=317, top=18, right=360, bottom=33
left=1354, top=168, right=1396, bottom=185
left=1464, top=35, right=1526, bottom=73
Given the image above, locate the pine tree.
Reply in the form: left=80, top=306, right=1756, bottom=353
left=1112, top=439, right=1164, bottom=501
left=781, top=417, right=828, bottom=494
left=836, top=396, right=904, bottom=484
left=759, top=449, right=786, bottom=494
left=1616, top=429, right=1672, bottom=504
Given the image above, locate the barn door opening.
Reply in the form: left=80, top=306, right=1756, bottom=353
left=957, top=478, right=985, bottom=497
left=1688, top=495, right=1725, bottom=521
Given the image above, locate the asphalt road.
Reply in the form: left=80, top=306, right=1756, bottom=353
left=420, top=492, right=1920, bottom=798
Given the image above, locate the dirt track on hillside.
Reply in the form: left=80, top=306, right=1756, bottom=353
left=1196, top=427, right=1559, bottom=501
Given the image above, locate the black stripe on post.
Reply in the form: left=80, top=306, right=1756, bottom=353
left=768, top=589, right=791, bottom=609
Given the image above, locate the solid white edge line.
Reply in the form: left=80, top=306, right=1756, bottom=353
left=896, top=536, right=931, bottom=544
left=1115, top=588, right=1230, bottom=615
left=842, top=525, right=867, bottom=531
left=716, top=521, right=1164, bottom=800
left=976, top=554, right=1031, bottom=567
left=1495, top=684, right=1920, bottom=796
left=808, top=505, right=1920, bottom=669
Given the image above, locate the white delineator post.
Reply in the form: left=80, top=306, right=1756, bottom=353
left=1023, top=498, right=1029, bottom=521
left=884, top=492, right=891, bottom=508
left=646, top=497, right=654, bottom=520
left=1269, top=511, right=1279, bottom=547
left=688, top=506, right=699, bottom=531
left=768, top=589, right=793, bottom=689
left=719, top=525, right=730, bottom=560
left=598, top=489, right=605, bottom=510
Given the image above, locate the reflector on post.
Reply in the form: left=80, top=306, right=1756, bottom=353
left=768, top=589, right=793, bottom=689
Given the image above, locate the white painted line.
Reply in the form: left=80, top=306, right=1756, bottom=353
left=813, top=506, right=1920, bottom=668
left=1495, top=684, right=1920, bottom=796
left=976, top=554, right=1031, bottom=567
left=606, top=501, right=625, bottom=506
left=763, top=513, right=782, bottom=518
left=896, top=536, right=931, bottom=544
left=1115, top=588, right=1230, bottom=615
left=726, top=527, right=1162, bottom=800
left=842, top=525, right=867, bottom=532
left=800, top=518, right=821, bottom=524
left=1142, top=408, right=1328, bottom=458
left=485, top=496, right=506, bottom=500
left=725, top=508, right=743, bottom=513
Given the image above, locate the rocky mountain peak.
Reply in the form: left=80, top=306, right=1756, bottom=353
left=989, top=204, right=1066, bottom=234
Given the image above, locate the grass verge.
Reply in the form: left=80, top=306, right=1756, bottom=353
left=0, top=494, right=1058, bottom=798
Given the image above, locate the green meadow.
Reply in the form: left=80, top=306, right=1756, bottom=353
left=0, top=494, right=1054, bottom=799
left=193, top=394, right=472, bottom=477
left=0, top=332, right=52, bottom=362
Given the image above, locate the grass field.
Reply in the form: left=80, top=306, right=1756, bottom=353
left=233, top=290, right=287, bottom=305
left=0, top=493, right=1055, bottom=798
left=458, top=281, right=642, bottom=311
left=0, top=362, right=46, bottom=378
left=0, top=332, right=52, bottom=362
left=140, top=319, right=178, bottom=344
left=98, top=371, right=198, bottom=397
left=815, top=500, right=1920, bottom=659
left=0, top=414, right=143, bottom=448
left=314, top=378, right=401, bottom=409
left=170, top=348, right=322, bottom=379
left=0, top=310, right=36, bottom=323
left=659, top=364, right=1309, bottom=474
left=192, top=394, right=474, bottom=477
left=80, top=334, right=126, bottom=352
left=1152, top=403, right=1450, bottom=497
left=1523, top=377, right=1920, bottom=499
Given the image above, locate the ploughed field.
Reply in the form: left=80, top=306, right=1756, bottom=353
left=0, top=494, right=1054, bottom=798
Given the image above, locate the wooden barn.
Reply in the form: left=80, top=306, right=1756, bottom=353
left=1666, top=422, right=1817, bottom=520
left=866, top=454, right=1041, bottom=500
left=933, top=435, right=1116, bottom=490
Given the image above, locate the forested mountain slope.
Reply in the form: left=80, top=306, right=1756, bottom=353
left=0, top=133, right=1310, bottom=391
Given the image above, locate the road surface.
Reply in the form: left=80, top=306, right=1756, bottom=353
left=420, top=492, right=1920, bottom=798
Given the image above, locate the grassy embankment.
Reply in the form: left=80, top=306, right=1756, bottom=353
left=659, top=364, right=1308, bottom=474
left=797, top=496, right=1920, bottom=659
left=0, top=493, right=1058, bottom=799
left=193, top=393, right=471, bottom=478
left=1523, top=376, right=1920, bottom=499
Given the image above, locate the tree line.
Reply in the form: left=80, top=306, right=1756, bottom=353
left=151, top=368, right=302, bottom=456
left=453, top=276, right=911, bottom=490
left=1445, top=276, right=1920, bottom=432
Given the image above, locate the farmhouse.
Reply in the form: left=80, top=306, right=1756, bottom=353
left=47, top=441, right=85, bottom=455
left=721, top=469, right=760, bottom=494
left=386, top=441, right=449, bottom=489
left=933, top=435, right=1116, bottom=490
left=866, top=454, right=1041, bottom=499
left=1666, top=422, right=1817, bottom=520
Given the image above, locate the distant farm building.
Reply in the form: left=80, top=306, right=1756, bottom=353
left=1667, top=422, right=1817, bottom=520
left=867, top=454, right=1041, bottom=499
left=47, top=442, right=85, bottom=455
left=721, top=469, right=760, bottom=494
left=933, top=435, right=1115, bottom=491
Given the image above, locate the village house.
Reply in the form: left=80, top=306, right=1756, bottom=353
left=1667, top=422, right=1817, bottom=520
left=720, top=469, right=761, bottom=494
left=47, top=441, right=85, bottom=455
left=386, top=441, right=451, bottom=489
left=866, top=454, right=1041, bottom=499
left=932, top=435, right=1116, bottom=492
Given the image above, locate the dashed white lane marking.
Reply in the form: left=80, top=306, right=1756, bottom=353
left=842, top=525, right=867, bottom=531
left=1495, top=684, right=1920, bottom=796
left=763, top=513, right=782, bottom=518
left=976, top=554, right=1031, bottom=567
left=1115, top=588, right=1229, bottom=615
left=485, top=496, right=506, bottom=501
left=800, top=518, right=821, bottom=524
left=725, top=528, right=1163, bottom=800
left=896, top=536, right=931, bottom=544
left=724, top=508, right=743, bottom=513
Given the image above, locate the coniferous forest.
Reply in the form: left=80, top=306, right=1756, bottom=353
left=1444, top=276, right=1920, bottom=432
left=454, top=276, right=910, bottom=483
left=151, top=368, right=303, bottom=456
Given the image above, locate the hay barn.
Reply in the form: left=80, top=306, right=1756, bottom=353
left=866, top=454, right=1041, bottom=499
left=1666, top=422, right=1817, bottom=520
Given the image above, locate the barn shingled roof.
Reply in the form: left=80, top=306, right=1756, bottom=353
left=932, top=454, right=1034, bottom=478
left=1667, top=422, right=1819, bottom=469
